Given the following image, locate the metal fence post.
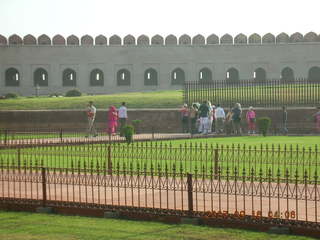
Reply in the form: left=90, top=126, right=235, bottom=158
left=152, top=126, right=155, bottom=140
left=41, top=167, right=47, bottom=207
left=187, top=173, right=193, bottom=213
left=214, top=149, right=219, bottom=180
left=4, top=129, right=8, bottom=145
left=107, top=145, right=112, bottom=175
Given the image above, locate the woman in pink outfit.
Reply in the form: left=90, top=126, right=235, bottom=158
left=246, top=106, right=256, bottom=134
left=107, top=106, right=118, bottom=135
left=313, top=107, right=320, bottom=134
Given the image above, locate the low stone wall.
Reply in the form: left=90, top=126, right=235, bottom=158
left=0, top=108, right=318, bottom=134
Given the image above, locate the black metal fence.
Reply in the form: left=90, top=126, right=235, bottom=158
left=183, top=79, right=320, bottom=108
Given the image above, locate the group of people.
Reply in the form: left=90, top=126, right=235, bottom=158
left=180, top=101, right=253, bottom=135
left=180, top=102, right=320, bottom=135
left=86, top=101, right=128, bottom=137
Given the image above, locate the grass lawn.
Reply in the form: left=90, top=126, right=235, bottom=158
left=0, top=90, right=183, bottom=110
left=1, top=136, right=319, bottom=181
left=0, top=211, right=315, bottom=240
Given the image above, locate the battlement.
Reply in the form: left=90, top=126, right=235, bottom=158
left=1, top=32, right=320, bottom=46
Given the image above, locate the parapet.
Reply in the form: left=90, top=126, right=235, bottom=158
left=1, top=32, right=320, bottom=46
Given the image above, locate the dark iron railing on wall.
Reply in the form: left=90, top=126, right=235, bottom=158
left=183, top=79, right=320, bottom=108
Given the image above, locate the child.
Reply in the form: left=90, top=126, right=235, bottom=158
left=246, top=106, right=256, bottom=134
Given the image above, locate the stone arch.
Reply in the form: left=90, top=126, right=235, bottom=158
left=262, top=33, right=275, bottom=44
left=5, top=68, right=20, bottom=86
left=179, top=34, right=191, bottom=45
left=67, top=35, right=79, bottom=45
left=171, top=68, right=185, bottom=85
left=281, top=67, right=294, bottom=83
left=254, top=68, right=266, bottom=83
left=206, top=34, right=219, bottom=45
left=226, top=67, right=239, bottom=83
left=192, top=34, right=205, bottom=45
left=52, top=35, right=66, bottom=45
left=109, top=35, right=121, bottom=45
left=117, top=69, right=131, bottom=86
left=276, top=32, right=289, bottom=43
left=34, top=68, right=48, bottom=87
left=38, top=34, right=51, bottom=45
left=220, top=34, right=233, bottom=44
left=90, top=69, right=104, bottom=86
left=303, top=32, right=319, bottom=42
left=199, top=67, right=212, bottom=83
left=137, top=35, right=150, bottom=45
left=165, top=34, right=177, bottom=45
left=123, top=35, right=136, bottom=45
left=8, top=34, right=22, bottom=45
left=81, top=35, right=93, bottom=45
left=95, top=35, right=107, bottom=45
left=151, top=35, right=164, bottom=45
left=308, top=66, right=320, bottom=83
left=23, top=34, right=37, bottom=45
left=0, top=35, right=7, bottom=45
left=62, top=68, right=76, bottom=86
left=144, top=68, right=158, bottom=86
left=234, top=33, right=247, bottom=44
left=290, top=32, right=303, bottom=43
left=248, top=33, right=261, bottom=44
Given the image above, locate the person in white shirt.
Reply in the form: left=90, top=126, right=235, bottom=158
left=86, top=101, right=97, bottom=137
left=215, top=104, right=226, bottom=134
left=118, top=102, right=128, bottom=134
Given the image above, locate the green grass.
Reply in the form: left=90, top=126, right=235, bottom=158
left=1, top=136, right=320, bottom=181
left=0, top=211, right=315, bottom=240
left=0, top=90, right=183, bottom=110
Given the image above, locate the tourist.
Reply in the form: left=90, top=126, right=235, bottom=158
left=246, top=106, right=256, bottom=134
left=85, top=101, right=97, bottom=137
left=281, top=106, right=288, bottom=135
left=232, top=103, right=242, bottom=135
left=118, top=102, right=128, bottom=135
left=198, top=101, right=210, bottom=134
left=215, top=104, right=225, bottom=134
left=313, top=106, right=320, bottom=134
left=107, top=106, right=118, bottom=135
left=189, top=103, right=199, bottom=134
left=179, top=103, right=189, bottom=133
left=225, top=107, right=233, bottom=135
left=207, top=101, right=215, bottom=133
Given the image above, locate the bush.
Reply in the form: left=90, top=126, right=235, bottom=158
left=5, top=93, right=18, bottom=99
left=65, top=89, right=82, bottom=97
left=131, top=119, right=142, bottom=134
left=121, top=125, right=134, bottom=144
left=257, top=117, right=272, bottom=137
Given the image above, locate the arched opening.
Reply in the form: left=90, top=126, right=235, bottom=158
left=34, top=68, right=48, bottom=87
left=254, top=68, right=266, bottom=83
left=62, top=68, right=76, bottom=86
left=226, top=68, right=239, bottom=83
left=308, top=66, right=320, bottom=83
left=5, top=68, right=20, bottom=86
left=117, top=69, right=131, bottom=86
left=199, top=68, right=212, bottom=83
left=281, top=67, right=294, bottom=83
left=171, top=68, right=185, bottom=85
left=144, top=68, right=158, bottom=86
left=90, top=69, right=104, bottom=86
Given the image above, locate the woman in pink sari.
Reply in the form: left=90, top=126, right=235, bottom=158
left=108, top=106, right=118, bottom=135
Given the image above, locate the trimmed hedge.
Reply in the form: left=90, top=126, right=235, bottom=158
left=257, top=117, right=272, bottom=137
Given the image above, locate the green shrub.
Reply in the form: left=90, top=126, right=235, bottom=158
left=131, top=119, right=142, bottom=134
left=257, top=117, right=272, bottom=137
left=5, top=93, right=18, bottom=99
left=121, top=125, right=134, bottom=144
left=65, top=89, right=82, bottom=97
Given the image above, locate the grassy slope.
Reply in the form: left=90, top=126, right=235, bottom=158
left=0, top=211, right=315, bottom=240
left=0, top=90, right=183, bottom=110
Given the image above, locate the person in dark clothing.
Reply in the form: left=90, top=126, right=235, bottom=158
left=231, top=103, right=242, bottom=135
left=198, top=101, right=210, bottom=134
left=281, top=106, right=288, bottom=135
